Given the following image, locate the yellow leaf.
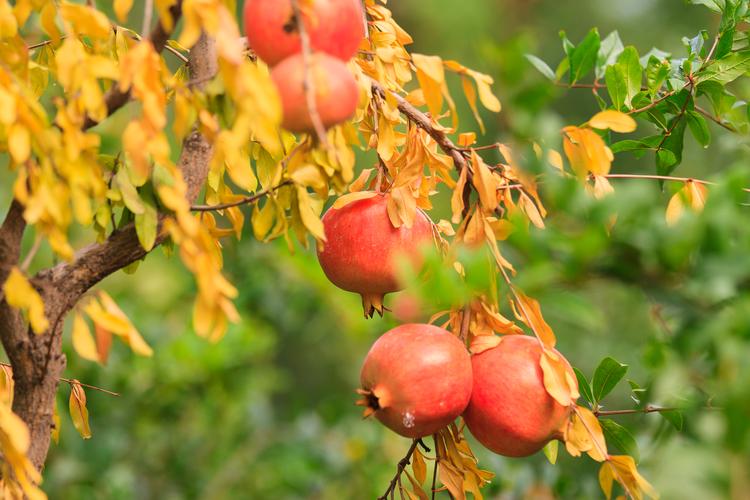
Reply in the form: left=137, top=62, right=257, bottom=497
left=51, top=401, right=61, bottom=445
left=469, top=334, right=502, bottom=355
left=412, top=447, right=426, bottom=484
left=589, top=110, right=637, bottom=133
left=540, top=348, right=579, bottom=406
left=562, top=126, right=613, bottom=177
left=296, top=187, right=326, bottom=241
left=451, top=166, right=468, bottom=224
left=606, top=455, right=659, bottom=500
left=8, top=124, right=30, bottom=164
left=665, top=180, right=708, bottom=225
left=114, top=0, right=133, bottom=22
left=98, top=291, right=153, bottom=357
left=599, top=461, right=615, bottom=499
left=59, top=1, right=111, bottom=39
left=68, top=381, right=92, bottom=439
left=0, top=364, right=13, bottom=406
left=331, top=191, right=378, bottom=210
left=513, top=289, right=556, bottom=347
left=72, top=313, right=100, bottom=363
left=412, top=53, right=445, bottom=119
left=470, top=151, right=498, bottom=211
left=564, top=406, right=607, bottom=462
left=3, top=267, right=49, bottom=334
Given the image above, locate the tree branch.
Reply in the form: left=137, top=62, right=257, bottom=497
left=378, top=439, right=422, bottom=500
left=82, top=1, right=184, bottom=131
left=38, top=32, right=217, bottom=311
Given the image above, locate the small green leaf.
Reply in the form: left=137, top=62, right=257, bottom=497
left=686, top=110, right=711, bottom=147
left=695, top=50, right=750, bottom=84
left=525, top=54, right=556, bottom=80
left=605, top=65, right=626, bottom=110
left=610, top=136, right=661, bottom=154
left=688, top=0, right=724, bottom=12
left=573, top=367, right=595, bottom=405
left=543, top=439, right=559, bottom=465
left=646, top=56, right=670, bottom=97
left=569, top=28, right=601, bottom=84
left=656, top=118, right=687, bottom=175
left=115, top=168, right=145, bottom=215
left=660, top=409, right=684, bottom=431
left=597, top=31, right=624, bottom=78
left=616, top=46, right=643, bottom=108
left=592, top=357, right=628, bottom=402
left=627, top=379, right=647, bottom=405
left=135, top=192, right=158, bottom=251
left=600, top=419, right=640, bottom=463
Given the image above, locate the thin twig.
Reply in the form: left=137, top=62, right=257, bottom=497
left=290, top=0, right=330, bottom=148
left=694, top=104, right=737, bottom=132
left=20, top=234, right=42, bottom=272
left=0, top=362, right=120, bottom=397
left=458, top=304, right=471, bottom=343
left=190, top=181, right=292, bottom=212
left=379, top=439, right=422, bottom=500
left=595, top=405, right=676, bottom=417
left=628, top=90, right=676, bottom=115
left=431, top=434, right=439, bottom=500
left=554, top=81, right=606, bottom=90
left=142, top=0, right=154, bottom=36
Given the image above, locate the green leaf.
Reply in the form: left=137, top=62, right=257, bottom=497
left=600, top=419, right=640, bottom=462
left=646, top=56, right=670, bottom=97
left=543, top=439, right=558, bottom=465
left=525, top=54, right=556, bottom=80
left=660, top=409, right=684, bottom=431
left=656, top=118, right=687, bottom=175
left=686, top=110, right=711, bottom=147
left=569, top=28, right=600, bottom=84
left=688, top=0, right=724, bottom=12
left=695, top=50, right=750, bottom=84
left=135, top=189, right=158, bottom=251
left=592, top=357, right=629, bottom=402
left=616, top=46, right=643, bottom=108
left=573, top=367, right=595, bottom=405
left=610, top=136, right=661, bottom=154
left=115, top=168, right=145, bottom=215
left=605, top=65, right=626, bottom=110
left=597, top=31, right=624, bottom=78
left=627, top=380, right=647, bottom=405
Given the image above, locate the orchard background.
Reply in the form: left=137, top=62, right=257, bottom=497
left=0, top=0, right=749, bottom=498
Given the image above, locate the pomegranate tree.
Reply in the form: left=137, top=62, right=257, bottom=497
left=316, top=193, right=434, bottom=317
left=270, top=52, right=359, bottom=133
left=463, top=335, right=577, bottom=457
left=358, top=324, right=473, bottom=438
left=243, top=0, right=365, bottom=67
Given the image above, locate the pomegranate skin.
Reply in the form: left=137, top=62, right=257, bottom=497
left=271, top=52, right=359, bottom=133
left=243, top=0, right=365, bottom=67
left=359, top=324, right=473, bottom=438
left=316, top=193, right=433, bottom=317
left=463, top=335, right=576, bottom=457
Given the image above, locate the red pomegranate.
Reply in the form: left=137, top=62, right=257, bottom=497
left=358, top=324, right=473, bottom=438
left=271, top=52, right=359, bottom=133
left=316, top=193, right=433, bottom=317
left=463, top=335, right=576, bottom=457
left=243, top=0, right=365, bottom=67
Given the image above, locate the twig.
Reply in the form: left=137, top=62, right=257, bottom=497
left=290, top=0, right=330, bottom=148
left=142, top=0, right=154, bottom=36
left=594, top=405, right=676, bottom=417
left=379, top=439, right=422, bottom=500
left=431, top=434, right=439, bottom=500
left=190, top=181, right=292, bottom=211
left=458, top=304, right=471, bottom=342
left=20, top=234, right=42, bottom=272
left=628, top=90, right=676, bottom=115
left=0, top=362, right=119, bottom=397
left=694, top=104, right=737, bottom=132
left=554, top=81, right=606, bottom=90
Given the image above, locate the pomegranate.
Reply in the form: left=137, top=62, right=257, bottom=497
left=316, top=193, right=433, bottom=317
left=358, top=324, right=473, bottom=438
left=463, top=335, right=576, bottom=457
left=243, top=0, right=365, bottom=67
left=271, top=52, right=359, bottom=133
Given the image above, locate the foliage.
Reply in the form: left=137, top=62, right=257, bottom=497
left=0, top=0, right=749, bottom=498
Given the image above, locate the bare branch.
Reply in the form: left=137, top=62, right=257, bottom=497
left=379, top=439, right=423, bottom=500
left=191, top=181, right=292, bottom=211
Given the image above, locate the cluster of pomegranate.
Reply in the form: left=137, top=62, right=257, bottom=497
left=243, top=0, right=364, bottom=133
left=317, top=192, right=577, bottom=457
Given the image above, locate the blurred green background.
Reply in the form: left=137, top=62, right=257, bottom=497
left=4, top=0, right=750, bottom=498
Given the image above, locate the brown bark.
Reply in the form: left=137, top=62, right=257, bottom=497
left=0, top=13, right=216, bottom=475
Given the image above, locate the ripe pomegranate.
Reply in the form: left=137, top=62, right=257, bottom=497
left=243, top=0, right=365, bottom=67
left=316, top=193, right=433, bottom=317
left=358, top=324, right=473, bottom=438
left=463, top=335, right=577, bottom=457
left=271, top=52, right=359, bottom=133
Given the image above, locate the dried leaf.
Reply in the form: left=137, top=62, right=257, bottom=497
left=69, top=381, right=92, bottom=439
left=331, top=191, right=378, bottom=210
left=469, top=334, right=502, bottom=355
left=540, top=348, right=579, bottom=406
left=513, top=290, right=556, bottom=347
